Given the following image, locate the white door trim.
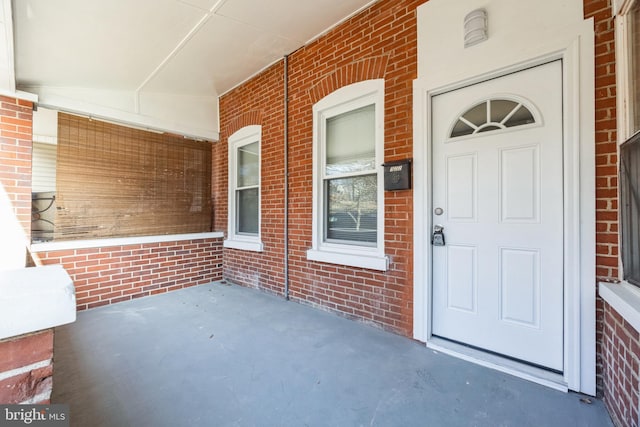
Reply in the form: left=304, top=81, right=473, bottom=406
left=412, top=39, right=596, bottom=394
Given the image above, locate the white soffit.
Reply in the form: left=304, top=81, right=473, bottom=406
left=216, top=0, right=376, bottom=45
left=13, top=0, right=204, bottom=90
left=142, top=13, right=301, bottom=95
left=13, top=0, right=377, bottom=98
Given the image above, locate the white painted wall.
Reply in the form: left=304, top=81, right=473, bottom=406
left=416, top=0, right=590, bottom=87
left=413, top=0, right=596, bottom=394
left=138, top=92, right=218, bottom=137
left=32, top=107, right=58, bottom=143
left=0, top=185, right=27, bottom=271
left=32, top=143, right=56, bottom=193
left=32, top=107, right=57, bottom=194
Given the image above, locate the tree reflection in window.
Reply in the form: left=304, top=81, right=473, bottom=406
left=450, top=99, right=536, bottom=138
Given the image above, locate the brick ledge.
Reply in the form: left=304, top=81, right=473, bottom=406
left=599, top=281, right=640, bottom=333
left=30, top=231, right=224, bottom=252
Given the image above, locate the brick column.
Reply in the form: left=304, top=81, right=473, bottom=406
left=0, top=96, right=34, bottom=267
left=602, top=304, right=640, bottom=427
left=583, top=0, right=619, bottom=400
left=0, top=330, right=54, bottom=404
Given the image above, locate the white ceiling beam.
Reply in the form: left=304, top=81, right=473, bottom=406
left=27, top=85, right=219, bottom=142
left=0, top=0, right=36, bottom=102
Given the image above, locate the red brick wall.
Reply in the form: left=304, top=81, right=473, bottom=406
left=585, top=0, right=617, bottom=394
left=602, top=304, right=640, bottom=427
left=35, top=238, right=223, bottom=310
left=0, top=96, right=33, bottom=244
left=585, top=0, right=619, bottom=396
left=586, top=0, right=619, bottom=282
left=217, top=0, right=422, bottom=335
left=0, top=330, right=53, bottom=404
left=215, top=63, right=287, bottom=296
left=585, top=0, right=640, bottom=422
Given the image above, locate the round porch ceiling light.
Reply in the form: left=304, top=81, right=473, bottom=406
left=464, top=8, right=488, bottom=48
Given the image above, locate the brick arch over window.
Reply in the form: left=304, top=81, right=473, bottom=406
left=225, top=110, right=263, bottom=138
left=308, top=55, right=390, bottom=104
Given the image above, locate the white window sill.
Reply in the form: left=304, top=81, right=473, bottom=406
left=599, top=281, right=640, bottom=333
left=306, top=248, right=389, bottom=271
left=30, top=231, right=224, bottom=252
left=223, top=239, right=264, bottom=252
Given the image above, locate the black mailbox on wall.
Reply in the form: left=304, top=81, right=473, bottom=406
left=383, top=159, right=412, bottom=191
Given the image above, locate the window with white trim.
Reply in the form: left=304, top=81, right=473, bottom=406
left=618, top=0, right=640, bottom=286
left=307, top=80, right=388, bottom=271
left=224, top=125, right=263, bottom=252
left=621, top=133, right=640, bottom=285
left=449, top=98, right=536, bottom=138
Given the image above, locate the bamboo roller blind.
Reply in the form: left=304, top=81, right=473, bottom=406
left=55, top=113, right=212, bottom=240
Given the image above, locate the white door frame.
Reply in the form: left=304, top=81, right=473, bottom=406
left=413, top=40, right=596, bottom=394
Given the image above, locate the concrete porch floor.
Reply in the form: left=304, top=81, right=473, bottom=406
left=52, top=282, right=613, bottom=427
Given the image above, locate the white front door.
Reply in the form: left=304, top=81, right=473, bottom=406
left=431, top=61, right=564, bottom=371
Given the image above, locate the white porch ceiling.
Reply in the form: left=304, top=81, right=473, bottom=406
left=10, top=0, right=377, bottom=139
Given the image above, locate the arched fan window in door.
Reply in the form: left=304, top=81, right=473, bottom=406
left=450, top=98, right=537, bottom=138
